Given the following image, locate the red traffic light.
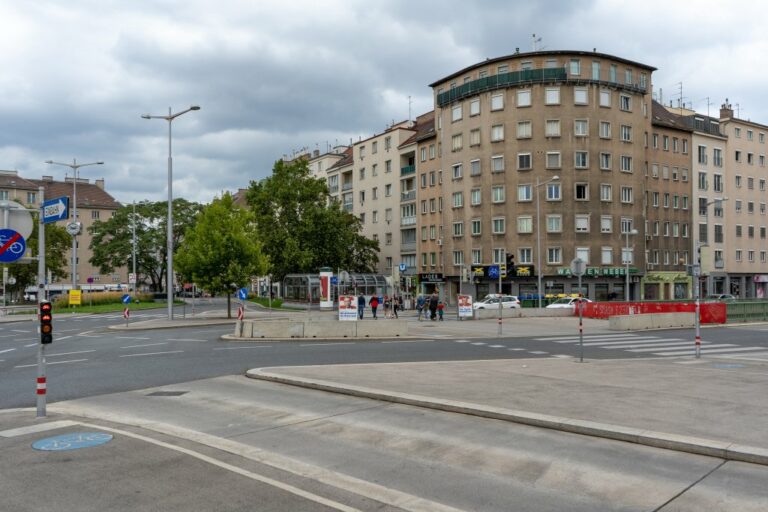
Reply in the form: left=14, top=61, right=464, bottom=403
left=40, top=301, right=53, bottom=344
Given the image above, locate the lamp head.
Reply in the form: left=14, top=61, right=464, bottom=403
left=141, top=114, right=151, bottom=119
left=44, top=160, right=53, bottom=164
left=96, top=161, right=104, bottom=165
left=190, top=105, right=201, bottom=111
left=551, top=175, right=560, bottom=181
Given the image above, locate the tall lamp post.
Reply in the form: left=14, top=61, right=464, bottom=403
left=45, top=159, right=104, bottom=292
left=694, top=197, right=728, bottom=358
left=623, top=228, right=639, bottom=301
left=535, top=175, right=559, bottom=308
left=141, top=105, right=200, bottom=320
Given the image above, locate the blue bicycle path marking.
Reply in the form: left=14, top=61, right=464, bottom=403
left=32, top=432, right=113, bottom=451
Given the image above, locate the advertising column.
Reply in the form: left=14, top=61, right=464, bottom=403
left=319, top=269, right=333, bottom=310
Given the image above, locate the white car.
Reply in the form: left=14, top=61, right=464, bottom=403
left=473, top=295, right=521, bottom=309
left=545, top=297, right=593, bottom=309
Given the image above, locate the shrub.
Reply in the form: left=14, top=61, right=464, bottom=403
left=54, top=291, right=154, bottom=307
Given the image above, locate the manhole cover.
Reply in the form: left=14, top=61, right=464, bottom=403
left=712, top=363, right=745, bottom=369
left=146, top=391, right=188, bottom=397
left=32, top=432, right=113, bottom=451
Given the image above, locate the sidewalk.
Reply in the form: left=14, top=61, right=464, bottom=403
left=247, top=354, right=768, bottom=465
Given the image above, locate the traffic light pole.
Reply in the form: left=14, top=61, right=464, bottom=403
left=36, top=187, right=47, bottom=417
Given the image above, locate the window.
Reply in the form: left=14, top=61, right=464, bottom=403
left=575, top=214, right=590, bottom=232
left=421, top=227, right=427, bottom=241
left=546, top=215, right=562, bottom=233
left=546, top=119, right=561, bottom=137
left=547, top=247, right=562, bottom=264
left=27, top=192, right=36, bottom=204
left=452, top=222, right=464, bottom=237
left=372, top=187, right=378, bottom=200
left=569, top=59, right=581, bottom=75
left=492, top=185, right=505, bottom=203
left=735, top=150, right=742, bottom=162
left=385, top=208, right=393, bottom=222
left=517, top=153, right=531, bottom=170
left=517, top=89, right=531, bottom=107
left=547, top=183, right=561, bottom=200
left=620, top=217, right=634, bottom=234
left=451, top=133, right=463, bottom=152
left=574, top=151, right=588, bottom=169
left=359, top=168, right=365, bottom=180
left=385, top=184, right=392, bottom=196
left=492, top=217, right=506, bottom=234
left=713, top=174, right=723, bottom=193
left=574, top=119, right=588, bottom=137
left=452, top=251, right=464, bottom=265
left=452, top=192, right=463, bottom=207
left=599, top=153, right=611, bottom=170
left=471, top=219, right=481, bottom=236
left=518, top=184, right=532, bottom=201
left=621, top=186, right=633, bottom=204
left=91, top=210, right=100, bottom=219
left=517, top=248, right=531, bottom=264
left=470, top=98, right=480, bottom=116
left=601, top=247, right=613, bottom=265
left=620, top=155, right=632, bottom=173
left=624, top=68, right=633, bottom=84
left=497, top=64, right=509, bottom=74
left=470, top=188, right=481, bottom=205
left=491, top=124, right=505, bottom=141
left=600, top=183, right=612, bottom=201
left=619, top=94, right=631, bottom=111
left=386, top=160, right=392, bottom=172
left=599, top=89, right=611, bottom=107
left=490, top=93, right=504, bottom=111
left=517, top=216, right=533, bottom=233
left=470, top=159, right=481, bottom=176
left=713, top=148, right=723, bottom=167
left=420, top=147, right=427, bottom=162
left=420, top=173, right=427, bottom=188
left=620, top=125, right=632, bottom=142
left=574, top=87, right=588, bottom=105
left=452, top=163, right=463, bottom=180
left=662, top=135, right=669, bottom=151
left=469, top=128, right=480, bottom=146
left=517, top=121, right=532, bottom=139
left=451, top=104, right=462, bottom=122
left=545, top=87, right=560, bottom=105
left=601, top=216, right=612, bottom=233
left=592, top=61, right=601, bottom=80
left=735, top=127, right=741, bottom=138
left=359, top=190, right=365, bottom=203
left=421, top=200, right=427, bottom=214
left=599, top=121, right=611, bottom=138
left=609, top=64, right=617, bottom=82
left=491, top=155, right=505, bottom=172
left=575, top=183, right=589, bottom=200
left=546, top=152, right=561, bottom=169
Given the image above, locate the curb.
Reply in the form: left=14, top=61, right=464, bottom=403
left=246, top=368, right=768, bottom=467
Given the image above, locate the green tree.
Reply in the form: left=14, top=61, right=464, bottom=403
left=89, top=199, right=202, bottom=291
left=246, top=159, right=378, bottom=280
left=5, top=220, right=70, bottom=300
left=175, top=193, right=268, bottom=317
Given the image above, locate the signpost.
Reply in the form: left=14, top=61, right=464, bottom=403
left=571, top=258, right=587, bottom=362
left=68, top=289, right=82, bottom=307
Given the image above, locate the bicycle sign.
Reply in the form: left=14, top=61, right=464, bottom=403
left=0, top=228, right=26, bottom=263
left=32, top=432, right=114, bottom=451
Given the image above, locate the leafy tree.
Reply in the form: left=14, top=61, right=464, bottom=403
left=89, top=199, right=202, bottom=291
left=175, top=193, right=268, bottom=317
left=246, top=159, right=378, bottom=280
left=5, top=220, right=70, bottom=300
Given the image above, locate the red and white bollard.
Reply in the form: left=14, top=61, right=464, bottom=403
left=36, top=376, right=46, bottom=396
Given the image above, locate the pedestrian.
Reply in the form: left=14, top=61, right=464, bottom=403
left=383, top=295, right=391, bottom=319
left=428, top=292, right=439, bottom=321
left=357, top=293, right=366, bottom=320
left=393, top=296, right=399, bottom=319
left=416, top=295, right=426, bottom=321
left=369, top=294, right=379, bottom=319
left=437, top=301, right=444, bottom=321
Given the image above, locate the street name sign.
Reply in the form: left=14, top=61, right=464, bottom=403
left=42, top=197, right=69, bottom=224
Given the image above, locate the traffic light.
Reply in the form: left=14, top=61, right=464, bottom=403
left=40, top=301, right=53, bottom=344
left=506, top=253, right=515, bottom=276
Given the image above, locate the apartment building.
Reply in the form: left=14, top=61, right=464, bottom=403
left=718, top=102, right=768, bottom=297
left=429, top=50, right=654, bottom=300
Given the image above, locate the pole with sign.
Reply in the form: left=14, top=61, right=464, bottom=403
left=571, top=258, right=587, bottom=362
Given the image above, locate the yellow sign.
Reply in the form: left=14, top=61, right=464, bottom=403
left=69, top=289, right=82, bottom=306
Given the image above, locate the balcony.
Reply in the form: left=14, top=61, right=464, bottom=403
left=401, top=165, right=415, bottom=176
left=341, top=182, right=353, bottom=191
left=400, top=216, right=416, bottom=226
left=400, top=190, right=416, bottom=202
left=400, top=241, right=416, bottom=253
left=342, top=202, right=353, bottom=212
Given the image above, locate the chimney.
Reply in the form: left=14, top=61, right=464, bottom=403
left=41, top=175, right=54, bottom=181
left=95, top=178, right=105, bottom=190
left=720, top=98, right=733, bottom=120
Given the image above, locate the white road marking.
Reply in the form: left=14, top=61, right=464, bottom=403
left=470, top=342, right=486, bottom=346
left=24, top=343, right=37, bottom=348
left=528, top=351, right=549, bottom=355
left=47, top=350, right=96, bottom=357
left=15, top=359, right=88, bottom=368
left=166, top=338, right=206, bottom=342
left=553, top=336, right=668, bottom=344
left=0, top=348, right=15, bottom=355
left=299, top=342, right=353, bottom=347
left=12, top=329, right=31, bottom=333
left=56, top=336, right=73, bottom=341
left=0, top=420, right=79, bottom=438
left=119, top=351, right=184, bottom=358
left=121, top=342, right=168, bottom=349
left=116, top=336, right=150, bottom=340
left=653, top=346, right=767, bottom=356
left=213, top=346, right=272, bottom=350
left=488, top=344, right=506, bottom=348
left=630, top=343, right=736, bottom=353
left=596, top=341, right=693, bottom=349
left=535, top=333, right=637, bottom=341
left=553, top=354, right=572, bottom=358
left=454, top=340, right=472, bottom=343
left=507, top=348, right=526, bottom=351
left=581, top=338, right=685, bottom=347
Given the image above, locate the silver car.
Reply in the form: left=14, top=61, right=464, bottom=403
left=473, top=295, right=521, bottom=309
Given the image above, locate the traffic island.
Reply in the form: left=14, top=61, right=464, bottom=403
left=228, top=318, right=409, bottom=340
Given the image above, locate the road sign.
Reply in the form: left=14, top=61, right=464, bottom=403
left=330, top=276, right=338, bottom=285
left=0, top=200, right=34, bottom=239
left=0, top=229, right=26, bottom=263
left=121, top=294, right=131, bottom=304
left=488, top=265, right=500, bottom=279
left=399, top=263, right=407, bottom=272
left=42, top=197, right=69, bottom=224
left=238, top=287, right=248, bottom=300
left=69, top=289, right=82, bottom=306
left=128, top=273, right=136, bottom=284
left=571, top=258, right=587, bottom=276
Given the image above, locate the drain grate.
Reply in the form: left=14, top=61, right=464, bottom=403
left=146, top=391, right=188, bottom=397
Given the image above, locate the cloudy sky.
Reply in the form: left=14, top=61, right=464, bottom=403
left=2, top=0, right=767, bottom=205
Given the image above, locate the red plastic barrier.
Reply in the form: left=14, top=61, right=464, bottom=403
left=580, top=301, right=726, bottom=324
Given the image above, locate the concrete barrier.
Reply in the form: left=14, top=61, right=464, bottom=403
left=473, top=308, right=574, bottom=320
left=356, top=321, right=408, bottom=337
left=609, top=312, right=694, bottom=331
left=233, top=318, right=408, bottom=339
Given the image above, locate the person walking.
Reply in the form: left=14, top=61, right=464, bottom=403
left=392, top=296, right=399, bottom=319
left=383, top=295, right=391, bottom=319
left=428, top=292, right=439, bottom=321
left=369, top=295, right=379, bottom=319
left=357, top=293, right=365, bottom=320
left=437, top=300, right=444, bottom=321
left=416, top=295, right=426, bottom=321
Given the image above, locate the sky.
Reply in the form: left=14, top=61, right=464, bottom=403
left=2, top=0, right=767, bottom=205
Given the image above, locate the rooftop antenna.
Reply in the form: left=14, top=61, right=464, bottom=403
left=532, top=33, right=542, bottom=51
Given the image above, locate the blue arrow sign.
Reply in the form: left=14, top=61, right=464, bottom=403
left=488, top=265, right=500, bottom=279
left=121, top=294, right=131, bottom=304
left=42, top=197, right=69, bottom=224
left=0, top=229, right=26, bottom=263
left=238, top=287, right=248, bottom=300
left=330, top=276, right=338, bottom=285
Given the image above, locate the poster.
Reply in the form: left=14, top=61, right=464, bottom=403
left=338, top=295, right=358, bottom=321
left=458, top=294, right=473, bottom=318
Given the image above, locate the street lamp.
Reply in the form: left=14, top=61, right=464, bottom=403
left=623, top=228, right=639, bottom=301
left=45, top=159, right=104, bottom=292
left=141, top=105, right=200, bottom=320
left=694, top=196, right=728, bottom=358
left=536, top=175, right=559, bottom=308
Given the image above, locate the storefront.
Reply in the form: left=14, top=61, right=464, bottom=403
left=641, top=272, right=690, bottom=300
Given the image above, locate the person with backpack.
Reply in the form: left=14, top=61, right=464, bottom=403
left=428, top=291, right=439, bottom=321
left=416, top=295, right=426, bottom=321
left=357, top=293, right=366, bottom=320
left=369, top=295, right=379, bottom=319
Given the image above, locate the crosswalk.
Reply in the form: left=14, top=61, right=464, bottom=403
left=534, top=333, right=768, bottom=358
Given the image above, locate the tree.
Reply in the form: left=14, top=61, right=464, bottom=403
left=89, top=199, right=202, bottom=291
left=175, top=193, right=268, bottom=317
left=5, top=220, right=70, bottom=300
left=246, top=159, right=378, bottom=280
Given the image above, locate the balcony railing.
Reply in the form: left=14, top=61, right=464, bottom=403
left=342, top=202, right=353, bottom=212
left=401, top=165, right=415, bottom=176
left=341, top=182, right=353, bottom=191
left=401, top=190, right=416, bottom=202
left=400, top=216, right=416, bottom=226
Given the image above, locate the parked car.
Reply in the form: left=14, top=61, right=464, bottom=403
left=545, top=297, right=593, bottom=309
left=706, top=294, right=736, bottom=301
left=473, top=295, right=521, bottom=309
